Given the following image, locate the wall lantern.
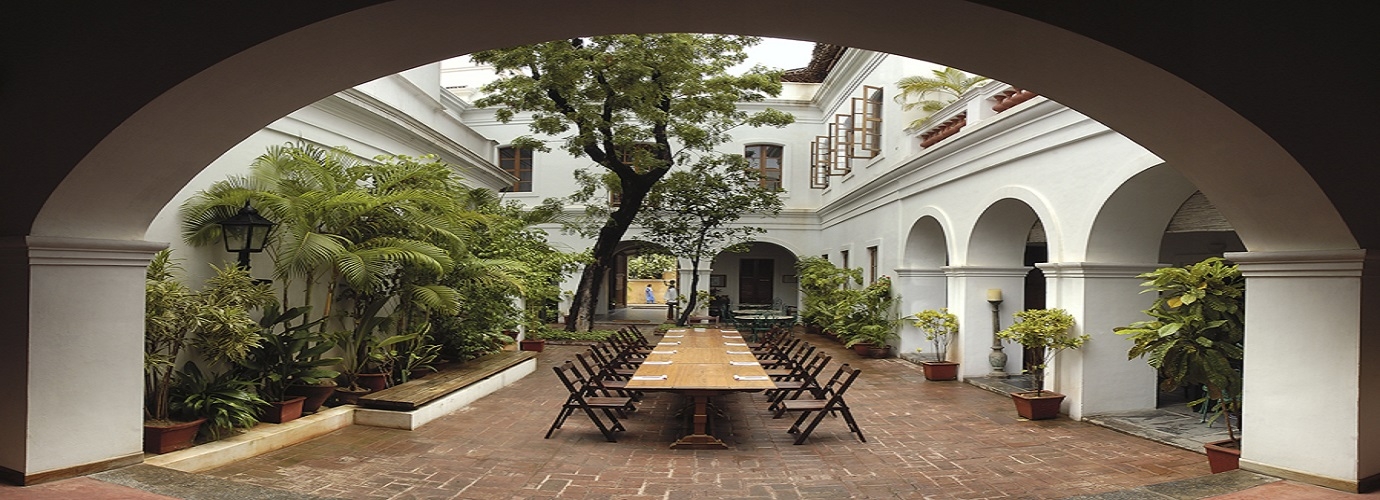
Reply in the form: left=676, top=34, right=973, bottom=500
left=219, top=201, right=276, bottom=270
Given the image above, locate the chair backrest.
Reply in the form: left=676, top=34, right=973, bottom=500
left=818, top=364, right=862, bottom=406
left=552, top=360, right=588, bottom=396
left=795, top=352, right=832, bottom=382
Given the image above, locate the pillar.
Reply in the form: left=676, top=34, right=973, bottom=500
left=1227, top=249, right=1379, bottom=493
left=0, top=236, right=165, bottom=485
left=1039, top=262, right=1159, bottom=420
left=943, top=266, right=1028, bottom=379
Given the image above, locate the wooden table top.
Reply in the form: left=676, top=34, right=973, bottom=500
left=625, top=328, right=775, bottom=391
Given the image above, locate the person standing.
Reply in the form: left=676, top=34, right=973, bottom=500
left=665, top=280, right=678, bottom=320
left=644, top=284, right=655, bottom=304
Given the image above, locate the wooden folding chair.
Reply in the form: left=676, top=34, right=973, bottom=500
left=779, top=364, right=866, bottom=445
left=547, top=361, right=634, bottom=442
left=767, top=353, right=831, bottom=414
left=575, top=349, right=641, bottom=401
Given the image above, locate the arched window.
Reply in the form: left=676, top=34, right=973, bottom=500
left=744, top=144, right=783, bottom=191
left=498, top=146, right=532, bottom=192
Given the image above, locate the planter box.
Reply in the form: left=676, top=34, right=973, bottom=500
left=143, top=418, right=206, bottom=454
left=920, top=361, right=959, bottom=381
left=1204, top=439, right=1242, bottom=473
left=1010, top=391, right=1065, bottom=420
left=260, top=396, right=306, bottom=424
left=519, top=339, right=546, bottom=352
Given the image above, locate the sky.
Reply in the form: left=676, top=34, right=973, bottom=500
left=731, top=37, right=816, bottom=74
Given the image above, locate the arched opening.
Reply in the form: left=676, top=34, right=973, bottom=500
left=708, top=241, right=801, bottom=313
left=5, top=2, right=1373, bottom=490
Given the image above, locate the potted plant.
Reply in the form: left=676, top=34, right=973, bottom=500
left=910, top=308, right=959, bottom=380
left=520, top=327, right=546, bottom=352
left=144, top=250, right=274, bottom=453
left=1114, top=257, right=1244, bottom=472
left=796, top=256, right=862, bottom=337
left=236, top=304, right=341, bottom=423
left=170, top=361, right=268, bottom=441
left=839, top=277, right=900, bottom=358
left=996, top=308, right=1087, bottom=419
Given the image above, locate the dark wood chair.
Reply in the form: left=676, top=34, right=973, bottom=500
left=546, top=361, right=634, bottom=442
left=575, top=349, right=641, bottom=401
left=778, top=364, right=865, bottom=445
left=767, top=353, right=831, bottom=414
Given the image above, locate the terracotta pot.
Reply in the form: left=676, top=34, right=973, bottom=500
left=1010, top=391, right=1065, bottom=420
left=143, top=418, right=206, bottom=454
left=332, top=386, right=369, bottom=406
left=1204, top=439, right=1242, bottom=473
left=260, top=396, right=306, bottom=424
left=920, top=361, right=959, bottom=381
left=356, top=372, right=390, bottom=392
left=520, top=339, right=546, bottom=352
left=286, top=382, right=336, bottom=414
left=851, top=342, right=875, bottom=355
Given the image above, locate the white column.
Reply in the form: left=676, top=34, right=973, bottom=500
left=943, top=266, right=1028, bottom=380
left=894, top=268, right=947, bottom=356
left=1039, top=262, right=1159, bottom=420
left=1227, top=249, right=1378, bottom=492
left=0, top=237, right=164, bottom=484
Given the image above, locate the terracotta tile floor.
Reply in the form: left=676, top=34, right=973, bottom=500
left=199, top=339, right=1214, bottom=499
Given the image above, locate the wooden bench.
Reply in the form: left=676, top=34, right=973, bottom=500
left=358, top=350, right=537, bottom=411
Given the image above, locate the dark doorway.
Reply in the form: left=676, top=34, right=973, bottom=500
left=1023, top=243, right=1048, bottom=373
left=739, top=258, right=774, bottom=304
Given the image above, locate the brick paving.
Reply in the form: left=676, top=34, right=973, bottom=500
left=203, top=337, right=1212, bottom=499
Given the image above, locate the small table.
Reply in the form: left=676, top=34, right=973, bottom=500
left=625, top=327, right=775, bottom=448
left=733, top=313, right=794, bottom=341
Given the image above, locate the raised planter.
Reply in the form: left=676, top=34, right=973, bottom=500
left=143, top=418, right=207, bottom=454
left=1010, top=391, right=1065, bottom=420
left=1204, top=439, right=1242, bottom=473
left=519, top=339, right=546, bottom=352
left=920, top=361, right=959, bottom=381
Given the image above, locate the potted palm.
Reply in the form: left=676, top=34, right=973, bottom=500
left=1114, top=257, right=1244, bottom=472
left=996, top=308, right=1087, bottom=419
left=170, top=361, right=268, bottom=441
left=910, top=308, right=959, bottom=380
left=144, top=250, right=273, bottom=453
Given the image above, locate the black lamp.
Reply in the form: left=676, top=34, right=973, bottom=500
left=219, top=201, right=276, bottom=270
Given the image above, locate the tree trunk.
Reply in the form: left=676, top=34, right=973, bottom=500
left=564, top=184, right=652, bottom=331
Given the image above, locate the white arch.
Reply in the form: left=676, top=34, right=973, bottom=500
left=32, top=0, right=1352, bottom=257
left=964, top=187, right=1058, bottom=266
left=1085, top=163, right=1200, bottom=263
left=902, top=212, right=952, bottom=269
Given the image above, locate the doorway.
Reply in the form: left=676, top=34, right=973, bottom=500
left=738, top=258, right=774, bottom=304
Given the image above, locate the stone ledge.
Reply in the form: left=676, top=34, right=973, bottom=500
left=144, top=405, right=355, bottom=473
left=354, top=356, right=536, bottom=430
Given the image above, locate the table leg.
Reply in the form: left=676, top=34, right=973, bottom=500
left=670, top=393, right=728, bottom=449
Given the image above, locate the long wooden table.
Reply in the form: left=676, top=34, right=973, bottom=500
left=624, top=327, right=775, bottom=448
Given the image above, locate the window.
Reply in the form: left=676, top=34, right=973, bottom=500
left=867, top=246, right=878, bottom=284
left=854, top=86, right=883, bottom=158
left=498, top=146, right=532, bottom=192
left=841, top=250, right=850, bottom=271
left=744, top=144, right=783, bottom=190
left=810, top=134, right=831, bottom=189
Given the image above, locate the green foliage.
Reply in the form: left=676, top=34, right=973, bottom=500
left=997, top=308, right=1086, bottom=396
left=531, top=327, right=616, bottom=342
left=909, top=308, right=958, bottom=361
left=628, top=253, right=676, bottom=279
left=895, top=67, right=989, bottom=128
left=1114, top=257, right=1244, bottom=440
left=471, top=34, right=793, bottom=330
left=145, top=249, right=274, bottom=422
left=170, top=362, right=267, bottom=441
left=236, top=305, right=341, bottom=402
left=636, top=155, right=784, bottom=325
left=796, top=256, right=862, bottom=330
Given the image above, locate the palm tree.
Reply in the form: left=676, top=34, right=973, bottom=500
left=180, top=143, right=469, bottom=322
left=895, top=67, right=989, bottom=129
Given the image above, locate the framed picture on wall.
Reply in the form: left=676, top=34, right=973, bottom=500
left=782, top=274, right=797, bottom=284
left=709, top=274, right=727, bottom=287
